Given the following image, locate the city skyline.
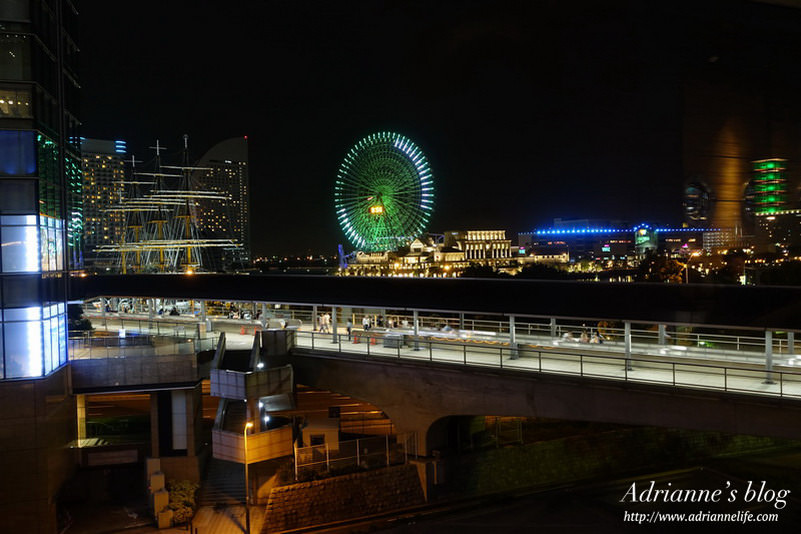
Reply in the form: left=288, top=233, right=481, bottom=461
left=79, top=1, right=801, bottom=255
left=4, top=2, right=801, bottom=532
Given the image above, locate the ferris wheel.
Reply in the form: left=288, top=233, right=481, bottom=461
left=335, top=132, right=434, bottom=252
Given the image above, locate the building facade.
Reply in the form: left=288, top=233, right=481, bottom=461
left=81, top=138, right=126, bottom=269
left=192, top=136, right=250, bottom=266
left=341, top=230, right=518, bottom=277
left=0, top=1, right=79, bottom=532
left=446, top=230, right=512, bottom=261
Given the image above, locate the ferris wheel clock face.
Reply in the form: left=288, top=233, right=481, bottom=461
left=335, top=132, right=434, bottom=252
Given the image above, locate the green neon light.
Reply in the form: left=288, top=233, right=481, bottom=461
left=335, top=132, right=434, bottom=252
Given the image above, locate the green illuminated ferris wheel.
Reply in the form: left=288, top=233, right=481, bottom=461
left=335, top=132, right=434, bottom=252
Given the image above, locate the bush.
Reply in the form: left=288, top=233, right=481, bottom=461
left=167, top=479, right=199, bottom=524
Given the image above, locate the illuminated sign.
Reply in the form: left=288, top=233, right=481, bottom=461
left=369, top=206, right=384, bottom=215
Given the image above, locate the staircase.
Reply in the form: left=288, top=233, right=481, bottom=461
left=197, top=458, right=246, bottom=506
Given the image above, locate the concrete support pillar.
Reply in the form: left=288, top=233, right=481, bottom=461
left=199, top=300, right=207, bottom=322
left=765, top=330, right=775, bottom=384
left=658, top=324, right=666, bottom=345
left=101, top=297, right=107, bottom=328
left=789, top=332, right=795, bottom=356
left=331, top=307, right=338, bottom=343
left=550, top=317, right=556, bottom=338
left=459, top=313, right=465, bottom=331
left=76, top=394, right=86, bottom=441
left=171, top=390, right=188, bottom=452
left=509, top=315, right=518, bottom=359
left=148, top=299, right=155, bottom=322
left=150, top=393, right=160, bottom=457
left=624, top=321, right=633, bottom=371
left=313, top=305, right=318, bottom=331
left=413, top=309, right=420, bottom=351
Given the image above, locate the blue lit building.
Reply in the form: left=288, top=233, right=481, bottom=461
left=0, top=1, right=79, bottom=531
left=519, top=219, right=707, bottom=263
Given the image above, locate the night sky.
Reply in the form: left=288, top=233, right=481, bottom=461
left=79, top=1, right=801, bottom=256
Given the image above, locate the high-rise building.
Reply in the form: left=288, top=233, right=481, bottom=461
left=193, top=137, right=250, bottom=265
left=81, top=138, right=127, bottom=269
left=749, top=159, right=788, bottom=215
left=0, top=1, right=79, bottom=531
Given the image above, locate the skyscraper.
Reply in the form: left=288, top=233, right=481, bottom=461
left=193, top=136, right=250, bottom=266
left=0, top=1, right=79, bottom=531
left=81, top=138, right=127, bottom=269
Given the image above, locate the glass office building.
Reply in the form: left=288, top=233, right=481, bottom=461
left=0, top=0, right=78, bottom=379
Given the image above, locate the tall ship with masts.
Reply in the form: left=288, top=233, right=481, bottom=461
left=95, top=135, right=245, bottom=273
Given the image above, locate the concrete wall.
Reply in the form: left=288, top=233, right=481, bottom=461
left=286, top=350, right=801, bottom=454
left=0, top=367, right=76, bottom=534
left=71, top=353, right=199, bottom=391
left=210, top=365, right=293, bottom=401
left=265, top=464, right=424, bottom=532
left=212, top=425, right=293, bottom=464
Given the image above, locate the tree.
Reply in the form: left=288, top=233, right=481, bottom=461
left=459, top=264, right=508, bottom=278
left=635, top=251, right=684, bottom=283
left=516, top=263, right=571, bottom=280
left=67, top=303, right=93, bottom=332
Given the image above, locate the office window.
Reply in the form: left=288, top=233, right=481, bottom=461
left=1, top=219, right=39, bottom=272
left=40, top=215, right=63, bottom=272
left=0, top=35, right=31, bottom=81
left=0, top=130, right=36, bottom=175
left=0, top=0, right=29, bottom=21
left=0, top=86, right=32, bottom=118
left=3, top=317, right=43, bottom=378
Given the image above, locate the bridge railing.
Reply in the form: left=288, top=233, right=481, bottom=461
left=342, top=313, right=785, bottom=357
left=68, top=333, right=219, bottom=360
left=84, top=313, right=204, bottom=338
left=293, top=331, right=801, bottom=401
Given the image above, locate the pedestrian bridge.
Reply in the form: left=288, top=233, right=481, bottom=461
left=280, top=329, right=801, bottom=453
left=71, top=274, right=801, bottom=452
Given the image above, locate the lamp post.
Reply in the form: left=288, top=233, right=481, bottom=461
left=244, top=421, right=253, bottom=534
left=680, top=251, right=702, bottom=283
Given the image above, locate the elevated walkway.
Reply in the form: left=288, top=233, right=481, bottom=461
left=69, top=334, right=217, bottom=392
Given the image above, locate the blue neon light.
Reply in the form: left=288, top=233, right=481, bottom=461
left=531, top=226, right=719, bottom=236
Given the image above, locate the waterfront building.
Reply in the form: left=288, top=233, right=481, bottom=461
left=520, top=221, right=709, bottom=266
left=81, top=138, right=127, bottom=269
left=193, top=136, right=250, bottom=266
left=341, top=230, right=517, bottom=277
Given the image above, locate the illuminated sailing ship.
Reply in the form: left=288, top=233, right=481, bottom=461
left=94, top=135, right=241, bottom=273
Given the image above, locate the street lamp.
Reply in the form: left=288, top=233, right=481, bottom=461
left=244, top=421, right=254, bottom=534
left=680, top=251, right=702, bottom=283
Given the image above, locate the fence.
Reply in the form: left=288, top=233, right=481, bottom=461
left=293, top=330, right=801, bottom=401
left=83, top=313, right=203, bottom=338
left=68, top=333, right=219, bottom=360
left=294, top=433, right=417, bottom=480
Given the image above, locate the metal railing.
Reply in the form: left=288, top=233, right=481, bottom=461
left=293, top=330, right=801, bottom=400
left=83, top=307, right=799, bottom=362
left=84, top=313, right=203, bottom=337
left=294, top=433, right=416, bottom=480
left=69, top=333, right=219, bottom=360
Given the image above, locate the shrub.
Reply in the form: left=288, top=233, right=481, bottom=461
left=167, top=479, right=199, bottom=524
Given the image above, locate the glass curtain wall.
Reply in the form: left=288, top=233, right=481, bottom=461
left=0, top=132, right=68, bottom=379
